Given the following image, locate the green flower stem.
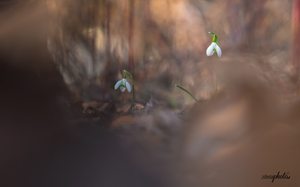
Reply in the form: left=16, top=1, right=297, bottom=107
left=119, top=69, right=136, bottom=109
left=176, top=84, right=198, bottom=102
left=209, top=31, right=219, bottom=43
left=131, top=84, right=135, bottom=105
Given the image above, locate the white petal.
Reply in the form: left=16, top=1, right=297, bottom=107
left=125, top=81, right=132, bottom=92
left=114, top=79, right=123, bottom=90
left=206, top=42, right=216, bottom=56
left=215, top=44, right=222, bottom=57
left=120, top=87, right=126, bottom=92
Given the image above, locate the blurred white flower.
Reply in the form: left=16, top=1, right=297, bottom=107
left=206, top=42, right=222, bottom=57
left=114, top=78, right=132, bottom=93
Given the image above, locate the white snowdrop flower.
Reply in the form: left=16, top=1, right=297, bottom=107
left=114, top=78, right=132, bottom=93
left=206, top=32, right=222, bottom=57
left=206, top=42, right=222, bottom=57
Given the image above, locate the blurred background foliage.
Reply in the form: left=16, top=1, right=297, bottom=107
left=46, top=0, right=293, bottom=106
